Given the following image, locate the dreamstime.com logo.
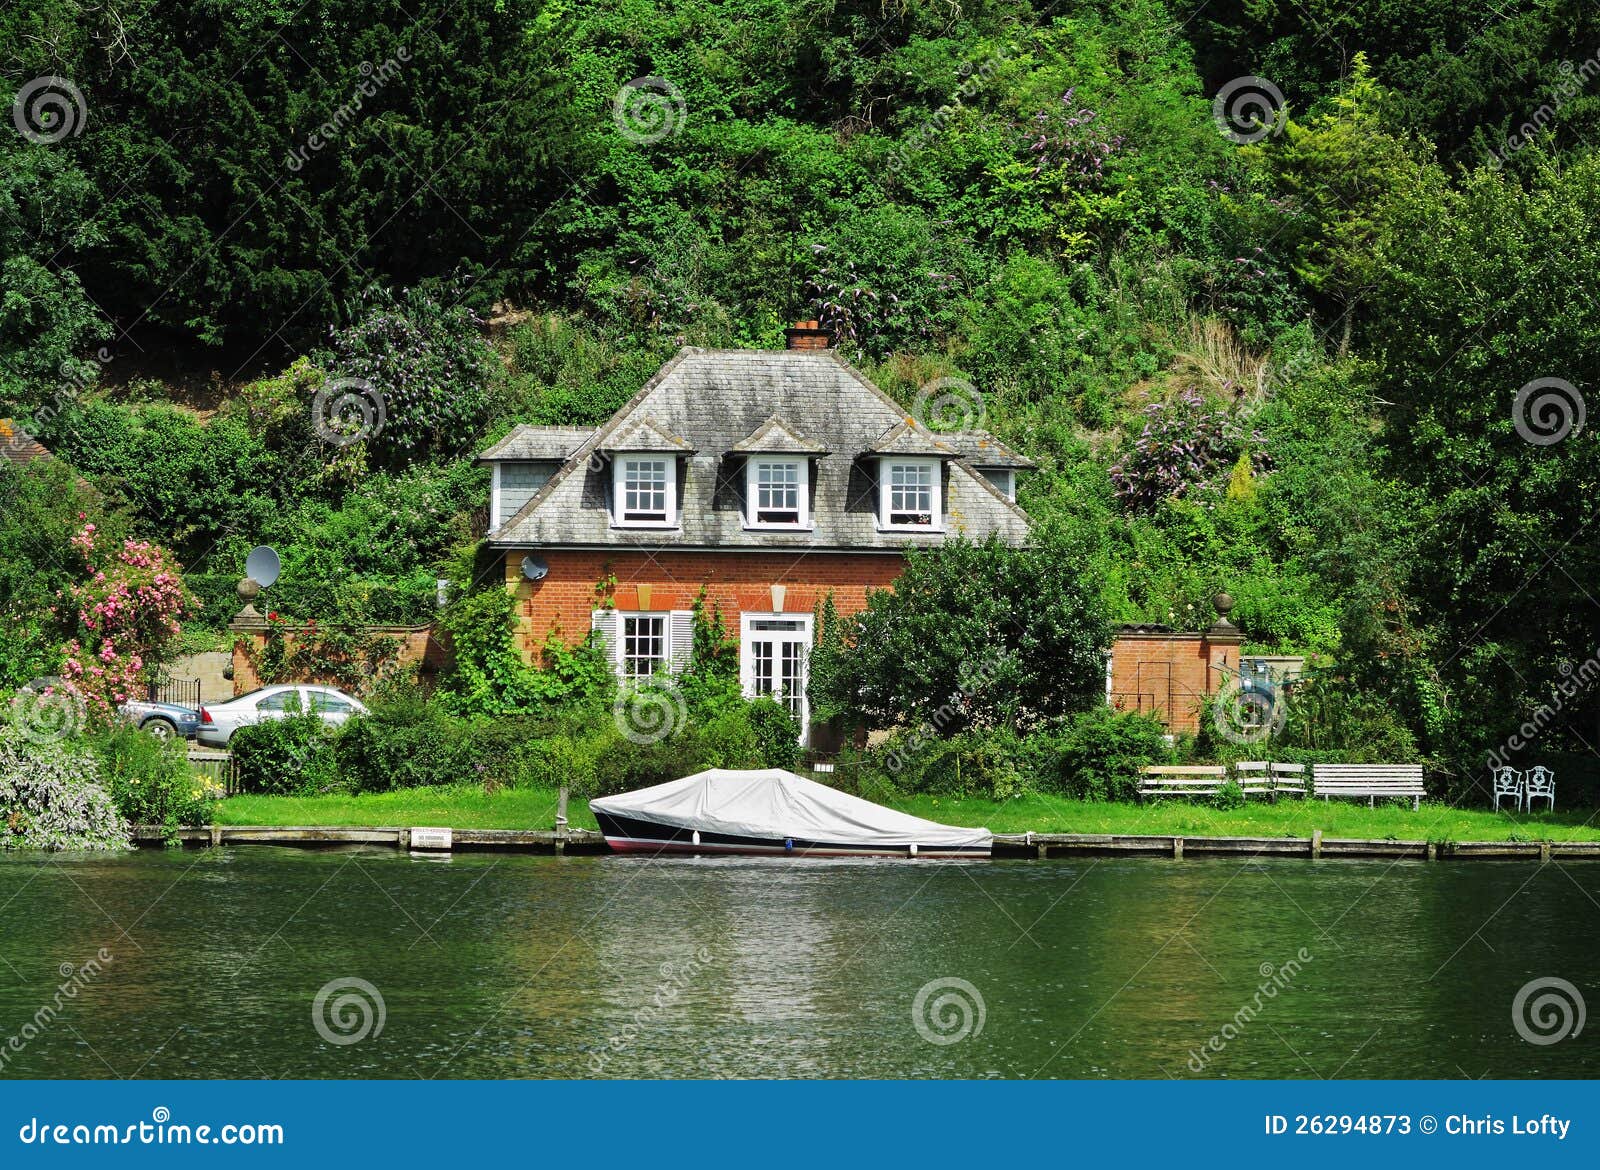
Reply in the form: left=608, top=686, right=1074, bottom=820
left=1512, top=976, right=1585, bottom=1046
left=912, top=977, right=986, bottom=1046
left=1211, top=678, right=1286, bottom=745
left=17, top=1108, right=283, bottom=1146
left=613, top=76, right=686, bottom=144
left=1485, top=650, right=1600, bottom=771
left=887, top=46, right=1013, bottom=172
left=613, top=680, right=688, bottom=745
left=913, top=376, right=986, bottom=432
left=8, top=677, right=87, bottom=744
left=1513, top=377, right=1585, bottom=445
left=1188, top=948, right=1313, bottom=1073
left=312, top=977, right=386, bottom=1045
left=0, top=950, right=113, bottom=1074
left=11, top=76, right=87, bottom=143
left=886, top=651, right=1009, bottom=774
left=286, top=49, right=410, bottom=171
left=311, top=376, right=386, bottom=447
left=590, top=948, right=715, bottom=1074
left=1212, top=76, right=1286, bottom=144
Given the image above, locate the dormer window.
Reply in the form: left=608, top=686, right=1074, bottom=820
left=980, top=468, right=1016, bottom=502
left=746, top=457, right=809, bottom=528
left=490, top=460, right=558, bottom=530
left=879, top=457, right=941, bottom=530
left=614, top=455, right=676, bottom=527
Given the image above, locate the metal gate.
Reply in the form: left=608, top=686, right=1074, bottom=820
left=148, top=677, right=202, bottom=710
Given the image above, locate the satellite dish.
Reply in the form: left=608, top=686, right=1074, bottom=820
left=245, top=546, right=282, bottom=589
left=520, top=555, right=548, bottom=582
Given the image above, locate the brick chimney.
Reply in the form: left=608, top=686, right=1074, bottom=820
left=784, top=319, right=834, bottom=350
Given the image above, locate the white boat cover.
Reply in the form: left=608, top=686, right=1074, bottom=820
left=591, top=768, right=993, bottom=850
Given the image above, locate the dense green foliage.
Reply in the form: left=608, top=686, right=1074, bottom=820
left=812, top=536, right=1111, bottom=731
left=0, top=456, right=120, bottom=688
left=833, top=705, right=1172, bottom=803
left=231, top=711, right=342, bottom=797
left=88, top=724, right=219, bottom=835
left=5, top=0, right=1600, bottom=800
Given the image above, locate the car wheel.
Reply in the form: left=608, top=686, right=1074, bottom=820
left=143, top=717, right=178, bottom=741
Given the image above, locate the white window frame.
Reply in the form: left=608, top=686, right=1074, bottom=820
left=744, top=456, right=810, bottom=529
left=877, top=457, right=942, bottom=531
left=739, top=612, right=814, bottom=744
left=592, top=609, right=694, bottom=679
left=490, top=461, right=503, bottom=531
left=612, top=455, right=677, bottom=528
left=619, top=612, right=670, bottom=680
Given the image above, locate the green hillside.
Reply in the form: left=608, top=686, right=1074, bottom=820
left=4, top=0, right=1598, bottom=795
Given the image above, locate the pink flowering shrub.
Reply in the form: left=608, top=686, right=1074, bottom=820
left=57, top=518, right=193, bottom=720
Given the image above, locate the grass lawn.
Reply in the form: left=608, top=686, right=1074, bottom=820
left=216, top=785, right=600, bottom=832
left=215, top=785, right=1600, bottom=842
left=888, top=793, right=1600, bottom=842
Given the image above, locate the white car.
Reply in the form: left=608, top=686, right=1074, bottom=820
left=196, top=684, right=369, bottom=747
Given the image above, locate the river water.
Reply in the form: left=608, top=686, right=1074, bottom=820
left=0, top=848, right=1594, bottom=1078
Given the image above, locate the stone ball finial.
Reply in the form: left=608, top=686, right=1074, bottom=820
left=1213, top=591, right=1234, bottom=618
left=237, top=577, right=261, bottom=603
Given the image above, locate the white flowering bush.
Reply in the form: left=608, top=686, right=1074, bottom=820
left=0, top=728, right=131, bottom=851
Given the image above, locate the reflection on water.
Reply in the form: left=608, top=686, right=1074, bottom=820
left=0, top=848, right=1595, bottom=1079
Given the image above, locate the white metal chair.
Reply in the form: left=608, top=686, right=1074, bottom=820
left=1523, top=765, right=1556, bottom=813
left=1491, top=766, right=1523, bottom=811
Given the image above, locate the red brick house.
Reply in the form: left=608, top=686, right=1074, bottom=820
left=477, top=325, right=1033, bottom=736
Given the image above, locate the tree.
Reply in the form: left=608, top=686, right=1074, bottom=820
left=811, top=535, right=1110, bottom=733
left=0, top=148, right=107, bottom=413
left=1233, top=54, right=1442, bottom=352
left=1363, top=150, right=1600, bottom=768
left=0, top=0, right=580, bottom=352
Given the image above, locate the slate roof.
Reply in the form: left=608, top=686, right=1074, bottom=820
left=476, top=425, right=595, bottom=462
left=869, top=420, right=959, bottom=458
left=599, top=415, right=694, bottom=453
left=942, top=430, right=1036, bottom=469
left=730, top=414, right=829, bottom=455
left=485, top=348, right=1032, bottom=551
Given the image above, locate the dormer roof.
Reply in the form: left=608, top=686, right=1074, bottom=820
left=599, top=415, right=694, bottom=454
left=475, top=425, right=596, bottom=463
left=868, top=420, right=959, bottom=458
left=940, top=431, right=1036, bottom=470
left=730, top=414, right=830, bottom=456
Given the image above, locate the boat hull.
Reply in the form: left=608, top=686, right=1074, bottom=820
left=595, top=811, right=990, bottom=859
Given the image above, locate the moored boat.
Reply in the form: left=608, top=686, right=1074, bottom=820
left=591, top=768, right=992, bottom=858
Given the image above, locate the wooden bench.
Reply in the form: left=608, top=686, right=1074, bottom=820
left=1232, top=761, right=1275, bottom=798
left=1311, top=764, right=1426, bottom=810
left=1140, top=765, right=1227, bottom=800
left=1236, top=761, right=1306, bottom=800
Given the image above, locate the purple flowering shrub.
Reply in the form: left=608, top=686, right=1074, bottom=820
left=0, top=729, right=130, bottom=851
left=1024, top=89, right=1123, bottom=182
left=324, top=285, right=496, bottom=465
left=804, top=252, right=916, bottom=348
left=1109, top=389, right=1267, bottom=513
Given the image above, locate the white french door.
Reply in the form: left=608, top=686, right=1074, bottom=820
left=739, top=613, right=813, bottom=743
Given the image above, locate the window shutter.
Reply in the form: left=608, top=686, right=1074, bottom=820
left=591, top=609, right=621, bottom=670
left=668, top=610, right=694, bottom=675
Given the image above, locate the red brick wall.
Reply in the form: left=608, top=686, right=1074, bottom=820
left=1109, top=630, right=1241, bottom=733
left=504, top=549, right=904, bottom=654
left=230, top=625, right=447, bottom=696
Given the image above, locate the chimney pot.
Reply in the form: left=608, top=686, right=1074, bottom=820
left=784, top=320, right=834, bottom=350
